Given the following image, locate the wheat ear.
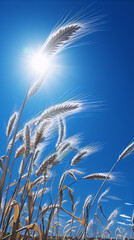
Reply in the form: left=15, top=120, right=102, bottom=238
left=36, top=153, right=57, bottom=176
left=42, top=24, right=81, bottom=55
left=71, top=146, right=98, bottom=166
left=119, top=140, right=134, bottom=160
left=97, top=188, right=109, bottom=205
left=39, top=101, right=82, bottom=122
left=6, top=112, right=18, bottom=139
left=82, top=173, right=112, bottom=180
left=108, top=209, right=118, bottom=222
left=56, top=117, right=66, bottom=149
left=24, top=124, right=31, bottom=158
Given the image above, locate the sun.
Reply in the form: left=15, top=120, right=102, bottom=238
left=26, top=49, right=54, bottom=75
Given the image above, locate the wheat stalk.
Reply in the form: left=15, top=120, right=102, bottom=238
left=132, top=211, right=134, bottom=232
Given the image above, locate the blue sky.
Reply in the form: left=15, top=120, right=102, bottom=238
left=0, top=0, right=134, bottom=236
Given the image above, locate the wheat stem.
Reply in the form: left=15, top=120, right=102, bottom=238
left=0, top=85, right=30, bottom=228
left=90, top=158, right=119, bottom=210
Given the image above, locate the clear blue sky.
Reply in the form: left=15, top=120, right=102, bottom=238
left=0, top=0, right=134, bottom=236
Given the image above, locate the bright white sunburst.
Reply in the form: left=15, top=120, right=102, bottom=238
left=27, top=50, right=53, bottom=75
left=24, top=46, right=57, bottom=77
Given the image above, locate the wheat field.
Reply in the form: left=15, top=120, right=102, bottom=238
left=0, top=7, right=133, bottom=240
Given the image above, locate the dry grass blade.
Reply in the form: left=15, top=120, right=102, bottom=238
left=68, top=187, right=74, bottom=211
left=5, top=181, right=17, bottom=191
left=60, top=206, right=86, bottom=226
left=6, top=112, right=18, bottom=139
left=95, top=213, right=104, bottom=227
left=59, top=188, right=63, bottom=211
left=11, top=200, right=19, bottom=234
left=27, top=180, right=34, bottom=224
left=68, top=170, right=77, bottom=181
left=44, top=210, right=54, bottom=239
left=132, top=211, right=134, bottom=232
left=6, top=223, right=42, bottom=240
left=99, top=205, right=107, bottom=219
left=0, top=158, right=3, bottom=169
left=2, top=198, right=13, bottom=223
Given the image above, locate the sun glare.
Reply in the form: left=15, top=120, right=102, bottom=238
left=27, top=49, right=54, bottom=75
left=23, top=46, right=63, bottom=82
left=29, top=51, right=52, bottom=74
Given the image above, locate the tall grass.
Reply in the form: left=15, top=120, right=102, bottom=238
left=0, top=14, right=133, bottom=240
